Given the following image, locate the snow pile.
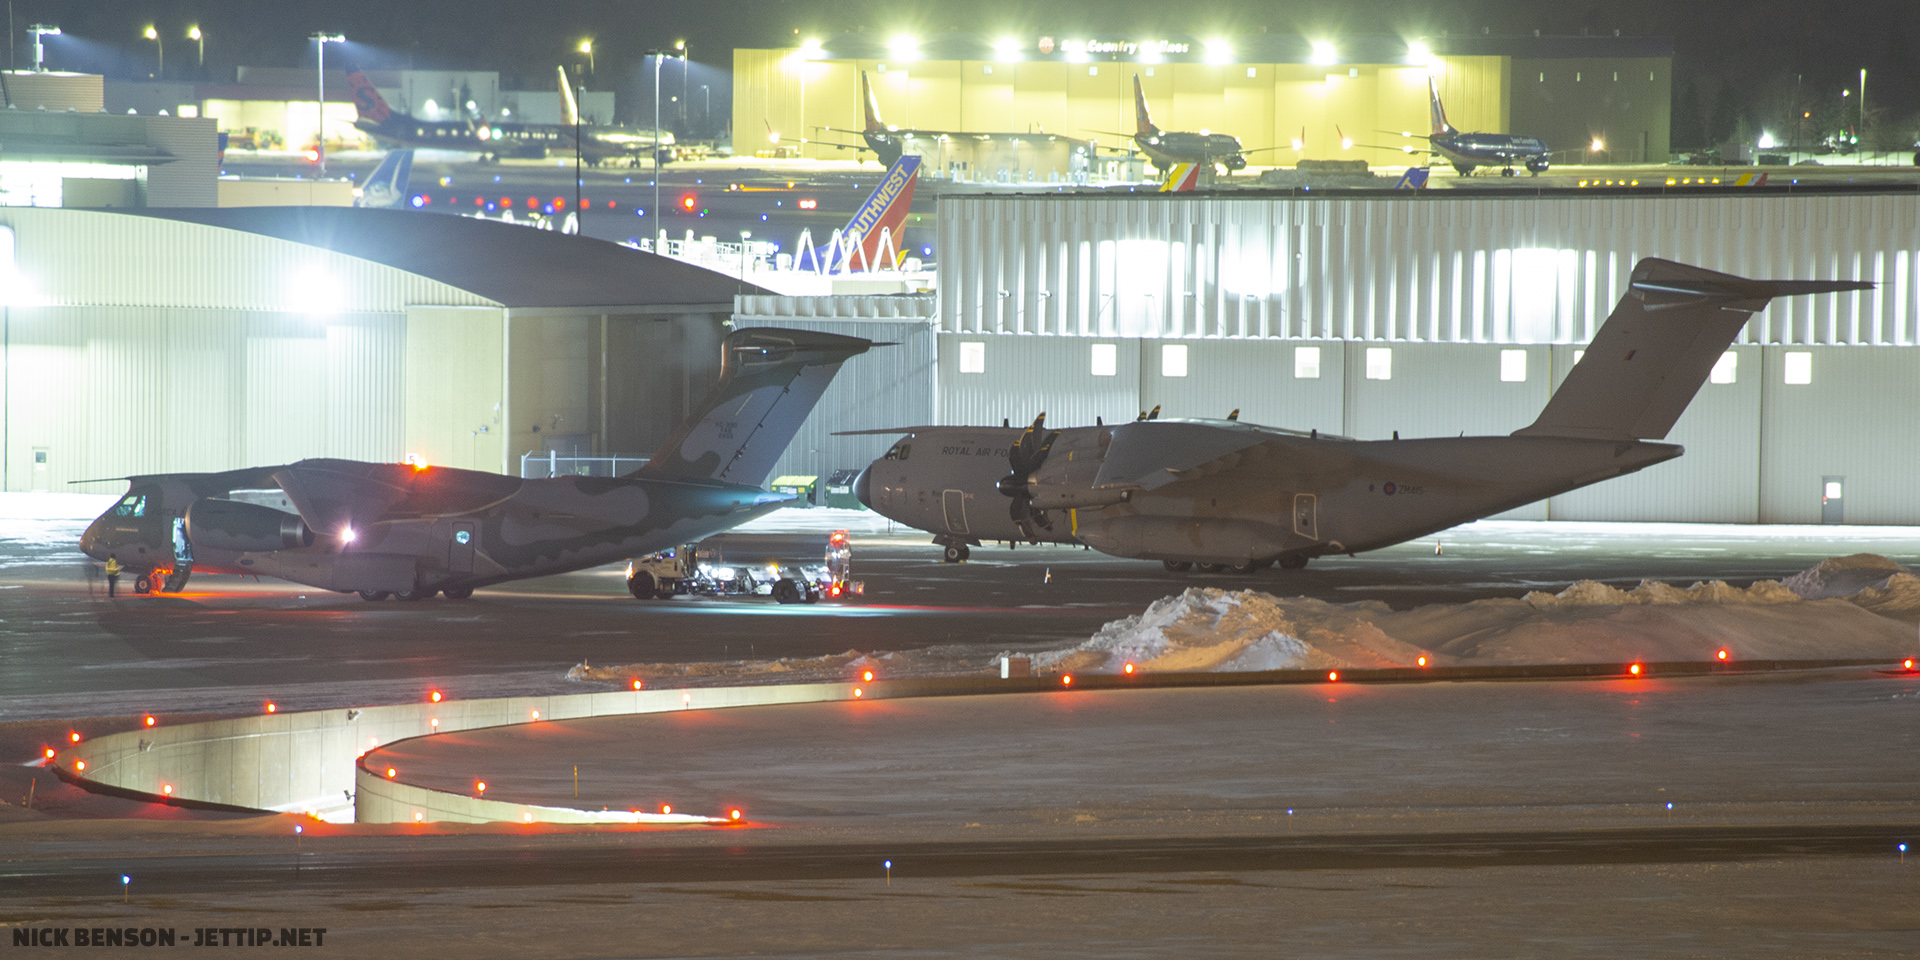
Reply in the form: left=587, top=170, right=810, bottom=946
left=1033, top=588, right=1429, bottom=675
left=1781, top=553, right=1914, bottom=599
left=1524, top=578, right=1803, bottom=607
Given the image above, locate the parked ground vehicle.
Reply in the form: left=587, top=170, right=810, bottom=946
left=626, top=531, right=863, bottom=604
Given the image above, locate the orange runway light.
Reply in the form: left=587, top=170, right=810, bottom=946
left=1061, top=674, right=1073, bottom=687
left=661, top=804, right=672, bottom=815
left=476, top=781, right=486, bottom=794
left=1328, top=671, right=1340, bottom=682
left=1123, top=662, right=1136, bottom=675
left=1905, top=659, right=1915, bottom=670
left=413, top=812, right=423, bottom=822
left=523, top=812, right=533, bottom=823
left=162, top=784, right=173, bottom=796
left=385, top=768, right=397, bottom=779
left=1716, top=649, right=1730, bottom=661
left=862, top=670, right=875, bottom=682
left=632, top=679, right=643, bottom=690
left=853, top=688, right=863, bottom=698
left=43, top=748, right=54, bottom=759
left=430, top=691, right=443, bottom=702
left=144, top=716, right=156, bottom=726
left=430, top=718, right=439, bottom=730
left=265, top=702, right=277, bottom=713
left=75, top=761, right=85, bottom=771
left=530, top=710, right=540, bottom=720
left=1629, top=663, right=1643, bottom=676
left=1417, top=656, right=1428, bottom=668
left=729, top=809, right=742, bottom=821
left=69, top=732, right=81, bottom=743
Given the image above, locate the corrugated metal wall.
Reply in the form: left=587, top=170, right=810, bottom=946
left=5, top=306, right=404, bottom=490
left=938, top=192, right=1920, bottom=346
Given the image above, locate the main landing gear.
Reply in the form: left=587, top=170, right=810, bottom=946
left=358, top=586, right=473, bottom=601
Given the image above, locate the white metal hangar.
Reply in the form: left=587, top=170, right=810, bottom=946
left=0, top=207, right=760, bottom=492
left=753, top=186, right=1920, bottom=526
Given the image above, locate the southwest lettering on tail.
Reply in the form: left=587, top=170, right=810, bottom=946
left=835, top=156, right=920, bottom=271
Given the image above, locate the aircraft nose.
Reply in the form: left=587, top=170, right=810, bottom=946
left=853, top=465, right=873, bottom=509
left=78, top=519, right=105, bottom=561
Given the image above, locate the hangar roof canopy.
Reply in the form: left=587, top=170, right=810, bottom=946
left=137, top=206, right=767, bottom=309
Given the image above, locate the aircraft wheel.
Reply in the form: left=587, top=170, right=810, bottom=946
left=443, top=586, right=474, bottom=600
left=1277, top=555, right=1310, bottom=570
left=1502, top=167, right=1516, bottom=177
left=1162, top=560, right=1192, bottom=572
left=357, top=590, right=392, bottom=602
left=1227, top=560, right=1260, bottom=574
left=1196, top=563, right=1224, bottom=574
left=396, top=587, right=437, bottom=601
left=134, top=573, right=153, bottom=594
left=628, top=572, right=658, bottom=600
left=942, top=543, right=969, bottom=563
left=772, top=578, right=801, bottom=604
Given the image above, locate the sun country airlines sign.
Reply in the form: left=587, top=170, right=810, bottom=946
left=1056, top=39, right=1192, bottom=57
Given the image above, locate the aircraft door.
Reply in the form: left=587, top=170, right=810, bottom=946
left=449, top=521, right=478, bottom=573
left=941, top=490, right=969, bottom=535
left=1293, top=493, right=1318, bottom=540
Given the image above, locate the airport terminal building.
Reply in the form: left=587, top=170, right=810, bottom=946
left=735, top=33, right=1672, bottom=172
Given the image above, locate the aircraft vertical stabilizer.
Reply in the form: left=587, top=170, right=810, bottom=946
left=1428, top=76, right=1455, bottom=137
left=834, top=155, right=920, bottom=271
left=862, top=72, right=885, bottom=133
left=1515, top=258, right=1870, bottom=441
left=1133, top=74, right=1158, bottom=136
left=558, top=65, right=582, bottom=126
left=637, top=329, right=874, bottom=486
left=355, top=150, right=414, bottom=208
left=343, top=57, right=394, bottom=126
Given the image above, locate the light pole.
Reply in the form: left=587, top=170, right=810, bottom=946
left=1858, top=67, right=1867, bottom=160
left=312, top=34, right=345, bottom=176
left=188, top=26, right=203, bottom=74
left=579, top=40, right=594, bottom=75
left=675, top=41, right=688, bottom=136
left=647, top=50, right=664, bottom=249
left=29, top=25, right=60, bottom=73
left=143, top=26, right=162, bottom=78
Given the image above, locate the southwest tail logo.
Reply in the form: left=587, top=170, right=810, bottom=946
left=343, top=58, right=392, bottom=126
left=837, top=155, right=920, bottom=270
left=1133, top=74, right=1157, bottom=137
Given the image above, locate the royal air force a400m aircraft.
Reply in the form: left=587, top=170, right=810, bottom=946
left=852, top=259, right=1867, bottom=570
left=78, top=329, right=872, bottom=599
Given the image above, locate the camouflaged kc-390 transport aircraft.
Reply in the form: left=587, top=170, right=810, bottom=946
left=850, top=259, right=1869, bottom=570
left=78, top=328, right=872, bottom=600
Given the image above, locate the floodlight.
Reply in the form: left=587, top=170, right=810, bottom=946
left=1310, top=40, right=1337, bottom=65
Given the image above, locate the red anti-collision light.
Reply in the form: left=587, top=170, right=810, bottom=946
left=1061, top=674, right=1074, bottom=687
left=1629, top=663, right=1643, bottom=676
left=1328, top=671, right=1340, bottom=682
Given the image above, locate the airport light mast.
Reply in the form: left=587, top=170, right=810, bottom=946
left=647, top=49, right=664, bottom=250
left=142, top=26, right=162, bottom=78
left=311, top=34, right=345, bottom=177
left=188, top=26, right=204, bottom=72
left=29, top=25, right=60, bottom=73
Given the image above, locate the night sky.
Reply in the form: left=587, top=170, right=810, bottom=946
left=9, top=0, right=1918, bottom=146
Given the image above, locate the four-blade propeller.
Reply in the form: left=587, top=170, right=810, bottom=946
left=997, top=413, right=1059, bottom=540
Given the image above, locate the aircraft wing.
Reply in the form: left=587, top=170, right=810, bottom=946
left=71, top=465, right=289, bottom=496
left=1092, top=420, right=1472, bottom=493
left=832, top=426, right=943, bottom=436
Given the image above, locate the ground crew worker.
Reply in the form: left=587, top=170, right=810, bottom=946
left=105, top=556, right=120, bottom=597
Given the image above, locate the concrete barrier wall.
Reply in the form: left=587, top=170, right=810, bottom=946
left=52, top=681, right=858, bottom=824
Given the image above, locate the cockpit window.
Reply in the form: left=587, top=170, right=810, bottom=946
left=113, top=494, right=146, bottom=518
left=885, top=442, right=912, bottom=461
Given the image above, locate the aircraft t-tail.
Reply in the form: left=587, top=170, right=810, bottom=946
left=79, top=329, right=872, bottom=599
left=849, top=259, right=1869, bottom=567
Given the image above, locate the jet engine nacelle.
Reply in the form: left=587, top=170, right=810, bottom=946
left=185, top=498, right=314, bottom=553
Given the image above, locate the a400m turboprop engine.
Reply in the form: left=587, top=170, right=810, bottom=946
left=183, top=498, right=314, bottom=553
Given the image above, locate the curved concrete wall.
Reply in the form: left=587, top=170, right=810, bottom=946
left=51, top=681, right=859, bottom=823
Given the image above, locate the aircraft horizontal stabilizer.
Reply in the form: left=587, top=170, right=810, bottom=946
left=640, top=328, right=874, bottom=487
left=1516, top=258, right=1872, bottom=442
